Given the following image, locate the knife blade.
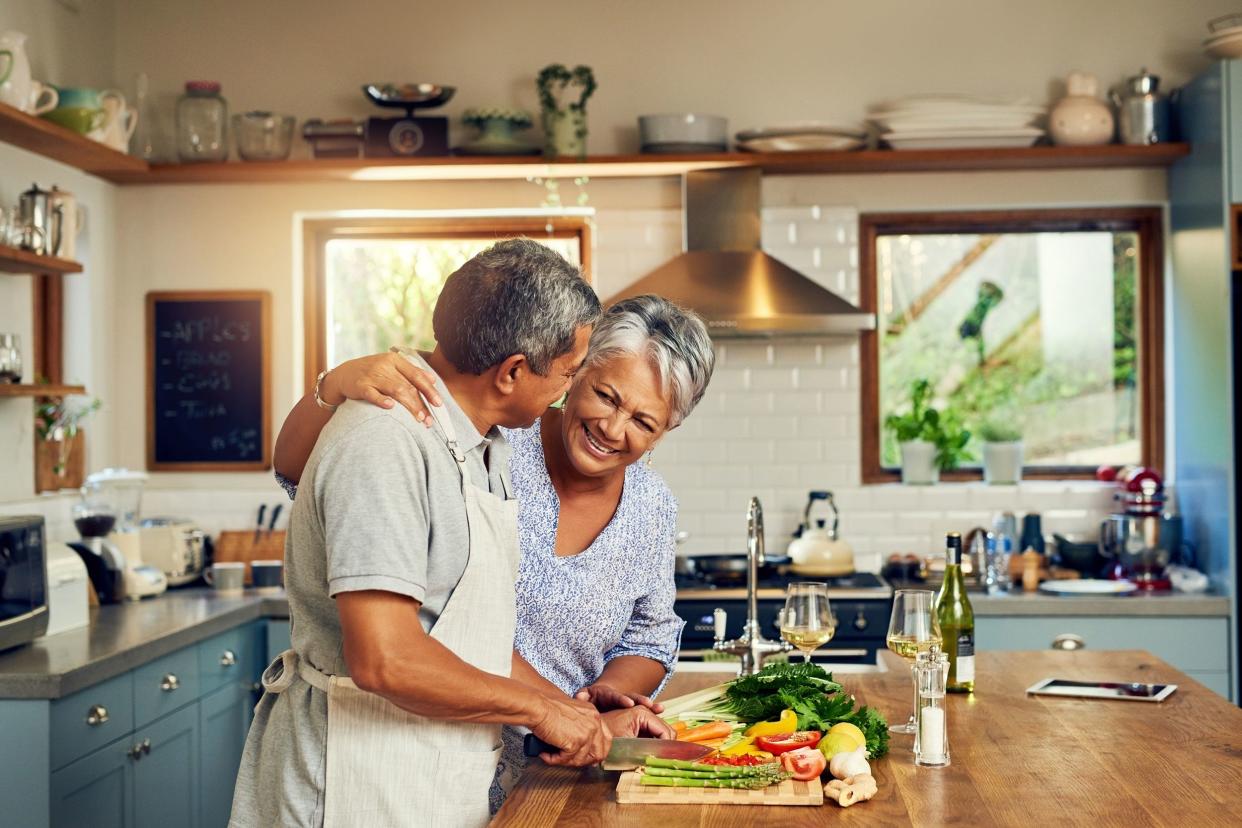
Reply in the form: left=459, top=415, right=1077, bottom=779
left=523, top=734, right=713, bottom=771
left=267, top=503, right=283, bottom=536
left=253, top=504, right=266, bottom=544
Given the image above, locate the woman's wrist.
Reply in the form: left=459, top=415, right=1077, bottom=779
left=319, top=367, right=346, bottom=407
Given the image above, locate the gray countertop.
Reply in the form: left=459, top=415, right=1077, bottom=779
left=0, top=589, right=290, bottom=700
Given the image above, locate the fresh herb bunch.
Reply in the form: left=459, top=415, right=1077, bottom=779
left=885, top=378, right=972, bottom=470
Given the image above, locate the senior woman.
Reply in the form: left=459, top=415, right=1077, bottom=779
left=273, top=294, right=715, bottom=809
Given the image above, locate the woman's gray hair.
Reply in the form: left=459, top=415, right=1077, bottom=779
left=585, top=295, right=715, bottom=428
left=433, top=238, right=601, bottom=375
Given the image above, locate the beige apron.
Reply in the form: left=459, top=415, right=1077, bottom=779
left=262, top=364, right=520, bottom=828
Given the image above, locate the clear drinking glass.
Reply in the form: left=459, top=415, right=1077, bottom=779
left=780, top=582, right=835, bottom=664
left=885, top=589, right=942, bottom=734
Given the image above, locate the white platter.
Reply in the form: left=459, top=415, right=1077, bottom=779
left=738, top=134, right=864, bottom=152
left=882, top=128, right=1043, bottom=150
left=1038, top=579, right=1138, bottom=596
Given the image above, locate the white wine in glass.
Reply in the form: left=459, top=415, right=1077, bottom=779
left=780, top=582, right=835, bottom=664
left=886, top=589, right=942, bottom=734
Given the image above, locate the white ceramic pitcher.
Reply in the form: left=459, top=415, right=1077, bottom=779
left=0, top=31, right=33, bottom=111
left=90, top=90, right=137, bottom=152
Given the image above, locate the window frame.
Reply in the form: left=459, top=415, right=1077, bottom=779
left=302, top=216, right=592, bottom=393
left=858, top=207, right=1165, bottom=484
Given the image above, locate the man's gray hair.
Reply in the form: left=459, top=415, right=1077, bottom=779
left=585, top=295, right=715, bottom=428
left=433, top=238, right=601, bottom=375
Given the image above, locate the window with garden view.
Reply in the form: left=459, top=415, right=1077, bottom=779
left=303, top=218, right=589, bottom=391
left=860, top=209, right=1163, bottom=481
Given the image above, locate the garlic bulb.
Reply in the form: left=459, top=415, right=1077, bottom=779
left=829, top=745, right=871, bottom=780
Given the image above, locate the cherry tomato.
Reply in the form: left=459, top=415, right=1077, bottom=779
left=780, top=746, right=827, bottom=781
left=754, top=731, right=822, bottom=755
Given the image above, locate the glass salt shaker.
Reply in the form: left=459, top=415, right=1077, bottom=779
left=913, top=650, right=950, bottom=767
left=176, top=80, right=229, bottom=162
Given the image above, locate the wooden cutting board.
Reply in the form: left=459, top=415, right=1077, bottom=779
left=616, top=771, right=823, bottom=806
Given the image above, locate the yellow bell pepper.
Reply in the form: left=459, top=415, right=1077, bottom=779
left=744, top=708, right=797, bottom=738
left=720, top=737, right=775, bottom=759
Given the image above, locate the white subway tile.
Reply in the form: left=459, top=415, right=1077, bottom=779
left=795, top=415, right=848, bottom=439
left=772, top=343, right=824, bottom=367
left=821, top=391, right=859, bottom=416
left=775, top=440, right=824, bottom=463
left=868, top=486, right=925, bottom=511
left=695, top=416, right=753, bottom=439
left=773, top=392, right=824, bottom=416
left=795, top=220, right=849, bottom=247
left=750, top=464, right=800, bottom=488
left=762, top=206, right=818, bottom=223
left=721, top=343, right=774, bottom=368
left=797, top=463, right=851, bottom=489
left=750, top=369, right=798, bottom=391
left=796, top=367, right=849, bottom=392
left=674, top=489, right=728, bottom=512
left=751, top=414, right=800, bottom=435
left=709, top=367, right=751, bottom=391
left=715, top=391, right=774, bottom=415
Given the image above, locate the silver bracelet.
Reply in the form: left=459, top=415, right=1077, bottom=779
left=314, top=369, right=339, bottom=411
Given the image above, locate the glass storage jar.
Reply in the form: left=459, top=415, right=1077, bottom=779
left=176, top=80, right=229, bottom=162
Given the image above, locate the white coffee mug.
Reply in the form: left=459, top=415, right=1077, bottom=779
left=204, top=561, right=246, bottom=596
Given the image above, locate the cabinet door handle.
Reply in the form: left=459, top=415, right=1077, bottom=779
left=141, top=738, right=151, bottom=756
left=220, top=649, right=238, bottom=667
left=853, top=611, right=868, bottom=631
left=85, top=704, right=109, bottom=726
left=1051, top=634, right=1086, bottom=651
left=128, top=741, right=145, bottom=761
left=160, top=673, right=181, bottom=692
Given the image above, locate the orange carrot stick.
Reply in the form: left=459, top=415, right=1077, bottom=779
left=679, top=721, right=733, bottom=743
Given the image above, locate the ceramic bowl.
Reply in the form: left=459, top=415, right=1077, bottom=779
left=639, top=114, right=727, bottom=150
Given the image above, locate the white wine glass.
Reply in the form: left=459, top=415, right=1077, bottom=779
left=885, top=589, right=942, bottom=735
left=780, top=582, right=835, bottom=664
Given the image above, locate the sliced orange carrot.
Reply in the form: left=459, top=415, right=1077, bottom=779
left=679, top=721, right=733, bottom=743
left=672, top=721, right=688, bottom=735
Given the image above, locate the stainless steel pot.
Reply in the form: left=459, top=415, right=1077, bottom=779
left=1098, top=513, right=1172, bottom=576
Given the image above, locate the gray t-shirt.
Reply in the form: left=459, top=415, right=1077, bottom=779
left=230, top=371, right=512, bottom=828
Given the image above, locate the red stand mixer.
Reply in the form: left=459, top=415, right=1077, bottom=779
left=1097, top=466, right=1177, bottom=591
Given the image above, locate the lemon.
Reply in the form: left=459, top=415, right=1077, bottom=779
left=817, top=732, right=860, bottom=759
left=827, top=722, right=866, bottom=750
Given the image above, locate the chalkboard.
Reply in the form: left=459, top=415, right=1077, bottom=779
left=146, top=291, right=271, bottom=471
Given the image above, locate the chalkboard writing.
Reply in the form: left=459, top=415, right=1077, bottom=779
left=147, top=292, right=270, bottom=470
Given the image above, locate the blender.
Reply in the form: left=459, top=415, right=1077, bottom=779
left=69, top=487, right=126, bottom=603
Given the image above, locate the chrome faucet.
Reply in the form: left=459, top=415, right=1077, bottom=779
left=712, top=497, right=792, bottom=675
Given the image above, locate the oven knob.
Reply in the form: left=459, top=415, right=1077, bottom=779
left=853, top=611, right=868, bottom=631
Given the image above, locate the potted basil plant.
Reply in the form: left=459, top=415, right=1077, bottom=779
left=978, top=416, right=1024, bottom=485
left=885, top=379, right=971, bottom=485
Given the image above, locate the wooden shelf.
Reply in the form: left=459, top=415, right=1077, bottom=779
left=0, top=383, right=86, bottom=398
left=0, top=102, right=147, bottom=179
left=0, top=244, right=83, bottom=275
left=105, top=143, right=1191, bottom=185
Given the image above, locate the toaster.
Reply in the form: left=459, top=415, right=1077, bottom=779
left=139, top=517, right=206, bottom=586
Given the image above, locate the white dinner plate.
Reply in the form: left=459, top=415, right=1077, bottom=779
left=882, top=128, right=1044, bottom=150
left=1038, top=579, right=1138, bottom=596
left=738, top=134, right=865, bottom=152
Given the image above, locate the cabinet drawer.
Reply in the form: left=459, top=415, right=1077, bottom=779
left=976, top=616, right=1230, bottom=673
left=133, top=647, right=200, bottom=728
left=51, top=671, right=135, bottom=771
left=198, top=624, right=260, bottom=694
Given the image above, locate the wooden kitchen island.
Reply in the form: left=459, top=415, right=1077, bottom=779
left=494, top=650, right=1242, bottom=827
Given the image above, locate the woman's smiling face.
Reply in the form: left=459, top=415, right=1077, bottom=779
left=559, top=351, right=673, bottom=476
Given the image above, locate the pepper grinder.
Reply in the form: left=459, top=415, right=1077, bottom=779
left=913, top=650, right=950, bottom=767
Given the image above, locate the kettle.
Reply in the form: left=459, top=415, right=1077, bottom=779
left=1109, top=68, right=1171, bottom=145
left=787, top=491, right=854, bottom=576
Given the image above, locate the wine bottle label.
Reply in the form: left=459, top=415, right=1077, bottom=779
left=956, top=631, right=975, bottom=683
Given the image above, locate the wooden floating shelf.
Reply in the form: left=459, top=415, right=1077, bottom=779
left=0, top=102, right=147, bottom=179
left=0, top=243, right=83, bottom=275
left=105, top=143, right=1191, bottom=185
left=0, top=384, right=87, bottom=398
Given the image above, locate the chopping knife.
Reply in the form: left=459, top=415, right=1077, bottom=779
left=253, top=504, right=266, bottom=544
left=523, top=733, right=713, bottom=771
left=267, top=503, right=283, bottom=536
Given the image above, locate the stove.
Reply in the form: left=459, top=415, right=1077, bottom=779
left=674, top=572, right=894, bottom=666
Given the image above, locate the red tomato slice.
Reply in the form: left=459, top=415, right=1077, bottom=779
left=780, top=746, right=827, bottom=781
left=754, top=731, right=822, bottom=755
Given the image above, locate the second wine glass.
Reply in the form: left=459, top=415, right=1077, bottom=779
left=780, top=582, right=836, bottom=664
left=885, top=589, right=943, bottom=734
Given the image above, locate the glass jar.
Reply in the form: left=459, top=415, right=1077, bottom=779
left=176, top=81, right=229, bottom=162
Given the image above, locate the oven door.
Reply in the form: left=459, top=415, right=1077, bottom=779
left=675, top=599, right=885, bottom=666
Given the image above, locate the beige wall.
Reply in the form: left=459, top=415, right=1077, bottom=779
left=0, top=0, right=116, bottom=89
left=112, top=0, right=1238, bottom=158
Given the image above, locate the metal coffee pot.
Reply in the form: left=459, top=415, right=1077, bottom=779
left=1110, top=68, right=1171, bottom=145
left=17, top=181, right=51, bottom=254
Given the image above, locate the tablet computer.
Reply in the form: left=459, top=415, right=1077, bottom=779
left=1026, top=678, right=1177, bottom=702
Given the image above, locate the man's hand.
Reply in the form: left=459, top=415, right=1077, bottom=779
left=601, top=707, right=676, bottom=739
left=529, top=695, right=612, bottom=768
left=575, top=682, right=664, bottom=713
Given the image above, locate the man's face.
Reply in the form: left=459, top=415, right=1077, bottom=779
left=499, top=324, right=592, bottom=428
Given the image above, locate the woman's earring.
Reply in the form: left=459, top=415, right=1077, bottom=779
left=645, top=450, right=654, bottom=467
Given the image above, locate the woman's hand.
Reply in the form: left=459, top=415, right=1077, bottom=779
left=321, top=351, right=442, bottom=426
left=600, top=707, right=675, bottom=739
left=576, top=682, right=664, bottom=713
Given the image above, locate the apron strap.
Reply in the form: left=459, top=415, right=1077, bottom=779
left=259, top=648, right=338, bottom=694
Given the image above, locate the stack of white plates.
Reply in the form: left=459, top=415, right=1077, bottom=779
left=869, top=96, right=1046, bottom=150
left=735, top=122, right=868, bottom=152
left=1205, top=13, right=1242, bottom=58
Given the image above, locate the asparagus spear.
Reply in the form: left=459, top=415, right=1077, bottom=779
left=644, top=757, right=779, bottom=775
left=644, top=767, right=786, bottom=780
left=639, top=775, right=783, bottom=789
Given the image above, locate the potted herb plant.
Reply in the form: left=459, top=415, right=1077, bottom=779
left=536, top=63, right=596, bottom=160
left=35, top=394, right=100, bottom=492
left=978, top=415, right=1024, bottom=485
left=884, top=379, right=971, bottom=485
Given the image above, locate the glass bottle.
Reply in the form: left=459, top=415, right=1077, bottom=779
left=176, top=80, right=229, bottom=162
left=913, top=650, right=950, bottom=767
left=935, top=532, right=976, bottom=693
left=132, top=72, right=156, bottom=160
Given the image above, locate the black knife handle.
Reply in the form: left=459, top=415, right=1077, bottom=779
left=523, top=733, right=557, bottom=757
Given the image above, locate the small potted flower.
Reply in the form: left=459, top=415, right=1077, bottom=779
left=978, top=415, right=1024, bottom=485
left=35, top=394, right=101, bottom=492
left=885, top=379, right=971, bottom=485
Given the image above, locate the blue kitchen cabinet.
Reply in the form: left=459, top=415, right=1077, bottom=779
left=50, top=735, right=133, bottom=828
left=199, top=682, right=250, bottom=828
left=266, top=618, right=291, bottom=661
left=133, top=704, right=200, bottom=828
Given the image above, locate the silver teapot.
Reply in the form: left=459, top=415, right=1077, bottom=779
left=1110, top=68, right=1171, bottom=146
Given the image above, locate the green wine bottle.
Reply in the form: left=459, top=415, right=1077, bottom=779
left=936, top=532, right=975, bottom=693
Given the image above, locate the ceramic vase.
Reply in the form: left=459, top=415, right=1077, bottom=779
left=1049, top=72, right=1115, bottom=146
left=982, top=441, right=1024, bottom=485
left=544, top=109, right=587, bottom=160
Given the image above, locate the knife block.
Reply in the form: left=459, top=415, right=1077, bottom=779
left=214, top=530, right=286, bottom=584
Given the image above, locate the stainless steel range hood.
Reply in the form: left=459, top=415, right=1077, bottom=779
left=605, top=168, right=876, bottom=337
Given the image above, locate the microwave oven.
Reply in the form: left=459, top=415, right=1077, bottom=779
left=0, top=515, right=49, bottom=652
